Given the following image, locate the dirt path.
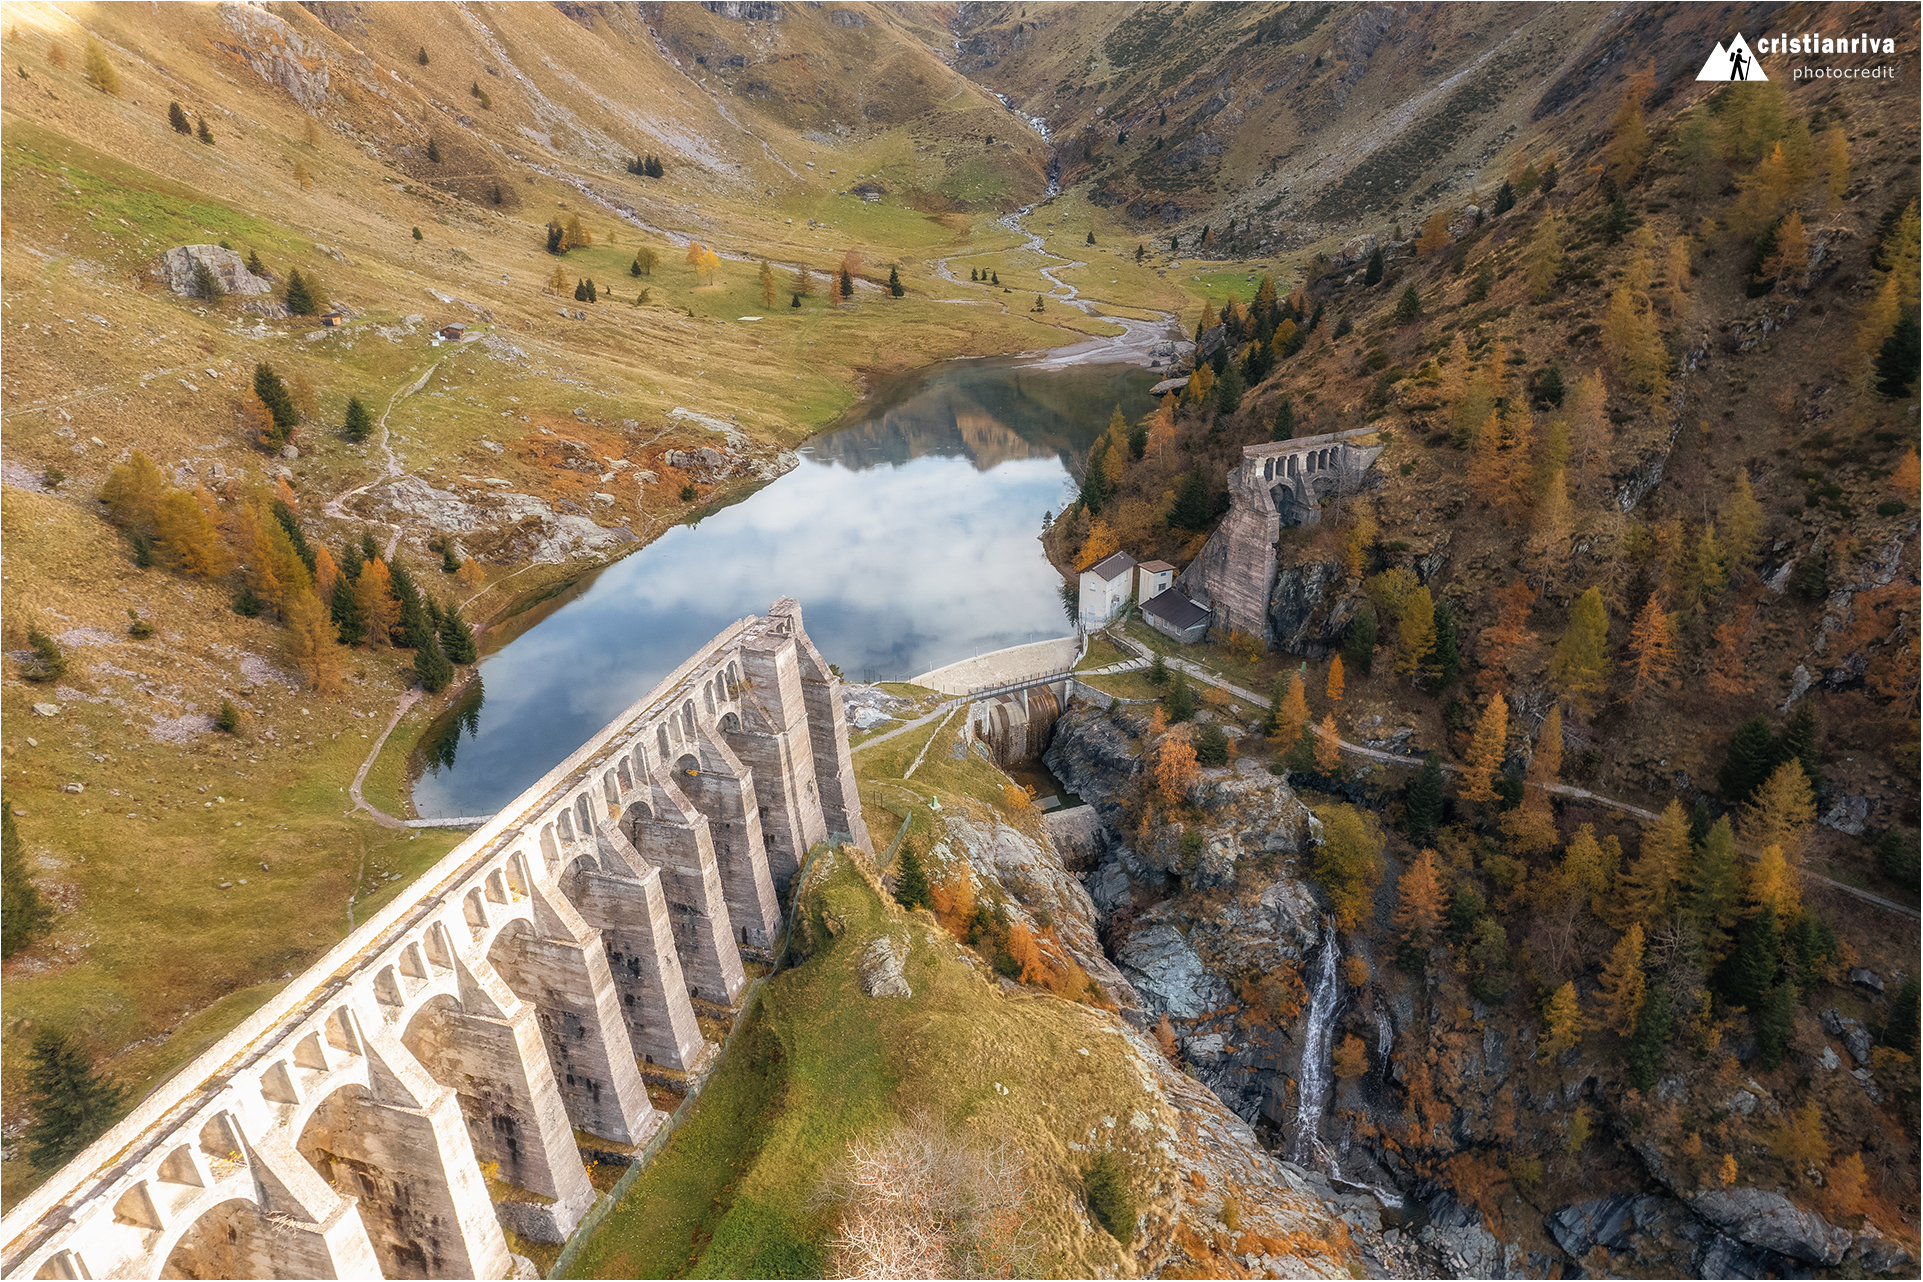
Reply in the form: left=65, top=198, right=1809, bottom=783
left=1100, top=631, right=1920, bottom=922
left=322, top=359, right=441, bottom=559
left=347, top=689, right=420, bottom=829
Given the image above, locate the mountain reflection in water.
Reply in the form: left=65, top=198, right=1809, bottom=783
left=409, top=359, right=1155, bottom=818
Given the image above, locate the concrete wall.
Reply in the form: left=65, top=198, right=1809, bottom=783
left=1181, top=427, right=1384, bottom=643
left=0, top=603, right=868, bottom=1282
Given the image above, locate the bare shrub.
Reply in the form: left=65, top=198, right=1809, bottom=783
left=820, top=1110, right=1034, bottom=1279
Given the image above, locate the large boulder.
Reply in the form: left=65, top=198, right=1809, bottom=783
left=1689, top=1188, right=1851, bottom=1265
left=157, top=245, right=273, bottom=297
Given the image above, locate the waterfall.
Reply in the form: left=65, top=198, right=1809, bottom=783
left=1291, top=923, right=1343, bottom=1168
left=1375, top=1006, right=1395, bottom=1080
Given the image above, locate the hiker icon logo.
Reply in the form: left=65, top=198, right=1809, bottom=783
left=1698, top=33, right=1769, bottom=82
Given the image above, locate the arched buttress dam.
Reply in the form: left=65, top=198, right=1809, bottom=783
left=1, top=598, right=869, bottom=1281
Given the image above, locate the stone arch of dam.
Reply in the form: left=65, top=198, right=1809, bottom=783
left=1, top=598, right=869, bottom=1282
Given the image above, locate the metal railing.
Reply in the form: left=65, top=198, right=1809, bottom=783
left=964, top=665, right=1076, bottom=702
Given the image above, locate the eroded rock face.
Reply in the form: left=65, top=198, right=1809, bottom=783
left=1268, top=558, right=1360, bottom=657
left=923, top=811, right=1140, bottom=1020
left=157, top=246, right=273, bottom=298
left=1689, top=1188, right=1852, bottom=1265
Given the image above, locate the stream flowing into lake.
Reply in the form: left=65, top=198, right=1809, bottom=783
left=409, top=358, right=1159, bottom=819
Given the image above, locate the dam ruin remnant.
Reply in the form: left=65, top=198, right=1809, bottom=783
left=1181, top=428, right=1385, bottom=642
left=1, top=599, right=868, bottom=1282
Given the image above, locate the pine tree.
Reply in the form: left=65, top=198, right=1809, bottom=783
left=1754, top=980, right=1798, bottom=1070
left=1719, top=715, right=1777, bottom=803
left=1460, top=692, right=1509, bottom=803
left=1549, top=587, right=1610, bottom=710
left=1431, top=600, right=1462, bottom=689
left=439, top=605, right=478, bottom=665
left=1168, top=470, right=1212, bottom=529
left=1719, top=910, right=1779, bottom=1010
left=1492, top=178, right=1516, bottom=216
left=1626, top=986, right=1673, bottom=1090
left=24, top=1031, right=126, bottom=1169
left=284, top=269, right=316, bottom=316
left=1527, top=213, right=1565, bottom=303
left=2, top=804, right=52, bottom=960
left=888, top=265, right=904, bottom=297
left=893, top=841, right=931, bottom=911
left=426, top=138, right=441, bottom=163
left=1272, top=396, right=1295, bottom=441
left=101, top=451, right=166, bottom=534
left=1776, top=699, right=1824, bottom=796
left=1394, top=284, right=1421, bottom=324
left=840, top=266, right=854, bottom=298
left=1596, top=923, right=1647, bottom=1036
left=1404, top=755, right=1445, bottom=844
left=1344, top=609, right=1377, bottom=674
left=196, top=116, right=214, bottom=144
left=341, top=395, right=373, bottom=443
left=273, top=499, right=316, bottom=575
left=1325, top=655, right=1345, bottom=702
left=1364, top=245, right=1384, bottom=286
left=1196, top=721, right=1230, bottom=767
left=281, top=587, right=341, bottom=693
left=329, top=572, right=363, bottom=645
left=1539, top=981, right=1583, bottom=1061
left=1689, top=816, right=1742, bottom=962
left=1561, top=823, right=1615, bottom=914
left=1627, top=592, right=1677, bottom=697
left=414, top=630, right=454, bottom=693
left=153, top=489, right=231, bottom=580
left=215, top=699, right=240, bottom=733
left=1164, top=671, right=1194, bottom=723
left=1393, top=846, right=1444, bottom=947
left=1502, top=704, right=1562, bottom=856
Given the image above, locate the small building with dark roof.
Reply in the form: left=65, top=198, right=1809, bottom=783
left=1078, top=551, right=1136, bottom=628
left=1141, top=588, right=1210, bottom=645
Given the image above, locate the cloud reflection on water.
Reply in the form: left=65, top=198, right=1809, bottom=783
left=411, top=360, right=1154, bottom=817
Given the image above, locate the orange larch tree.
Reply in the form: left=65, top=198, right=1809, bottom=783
left=1627, top=592, right=1678, bottom=697
left=1459, top=692, right=1509, bottom=804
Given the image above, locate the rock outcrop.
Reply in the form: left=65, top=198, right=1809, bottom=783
left=1688, top=1188, right=1853, bottom=1266
left=156, top=246, right=273, bottom=298
left=857, top=933, right=911, bottom=998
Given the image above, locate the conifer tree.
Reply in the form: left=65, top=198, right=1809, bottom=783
left=1277, top=670, right=1309, bottom=747
left=281, top=587, right=341, bottom=693
left=426, top=138, right=441, bottom=163
left=101, top=451, right=166, bottom=536
left=1561, top=823, right=1615, bottom=915
left=1362, top=246, right=1384, bottom=286
left=1746, top=842, right=1800, bottom=928
left=1272, top=396, right=1295, bottom=441
left=83, top=37, right=120, bottom=94
left=1394, top=586, right=1437, bottom=684
left=1314, top=713, right=1341, bottom=774
left=196, top=116, right=214, bottom=144
left=1168, top=470, right=1212, bottom=529
left=1548, top=587, right=1610, bottom=711
left=1393, top=284, right=1421, bottom=324
left=1393, top=847, right=1444, bottom=948
left=1720, top=715, right=1777, bottom=803
left=341, top=395, right=373, bottom=443
left=1526, top=213, right=1564, bottom=303
left=1492, top=178, right=1516, bottom=217
left=1719, top=909, right=1780, bottom=1010
left=1502, top=704, right=1562, bottom=855
left=1740, top=760, right=1817, bottom=867
left=153, top=489, right=231, bottom=580
left=414, top=630, right=453, bottom=692
left=439, top=604, right=478, bottom=665
left=2, top=804, right=52, bottom=960
left=893, top=841, right=931, bottom=911
left=1626, top=986, right=1673, bottom=1090
left=169, top=101, right=191, bottom=133
left=1689, top=816, right=1742, bottom=963
left=280, top=269, right=316, bottom=316
left=1539, top=981, right=1582, bottom=1061
left=1627, top=592, right=1677, bottom=697
left=1619, top=798, right=1690, bottom=927
left=1430, top=600, right=1462, bottom=689
left=1404, top=755, right=1444, bottom=845
left=1775, top=700, right=1824, bottom=796
left=329, top=572, right=363, bottom=646
left=24, top=1031, right=126, bottom=1169
left=353, top=559, right=397, bottom=647
left=1344, top=609, right=1376, bottom=674
left=1163, top=670, right=1194, bottom=723
left=1325, top=655, right=1345, bottom=702
left=1460, top=692, right=1509, bottom=803
left=1596, top=923, right=1647, bottom=1036
left=888, top=265, right=904, bottom=297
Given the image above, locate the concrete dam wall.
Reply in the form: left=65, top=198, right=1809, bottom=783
left=1, top=599, right=868, bottom=1282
